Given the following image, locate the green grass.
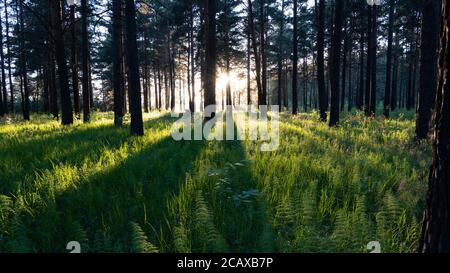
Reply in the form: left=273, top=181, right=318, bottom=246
left=0, top=111, right=430, bottom=253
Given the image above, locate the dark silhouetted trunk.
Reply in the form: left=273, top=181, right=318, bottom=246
left=419, top=0, right=450, bottom=252
left=51, top=0, right=73, bottom=125
left=19, top=1, right=30, bottom=120
left=70, top=5, right=80, bottom=119
left=260, top=0, right=267, bottom=106
left=277, top=0, right=285, bottom=108
left=329, top=0, right=344, bottom=126
left=416, top=0, right=439, bottom=140
left=383, top=0, right=395, bottom=118
left=113, top=0, right=124, bottom=126
left=81, top=0, right=90, bottom=123
left=292, top=0, right=298, bottom=115
left=247, top=0, right=262, bottom=106
left=317, top=0, right=327, bottom=121
left=204, top=0, right=217, bottom=119
left=124, top=0, right=144, bottom=135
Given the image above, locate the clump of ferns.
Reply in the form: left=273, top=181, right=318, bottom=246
left=0, top=194, right=34, bottom=252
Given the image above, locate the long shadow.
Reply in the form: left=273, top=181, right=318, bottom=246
left=181, top=116, right=276, bottom=253
left=26, top=123, right=206, bottom=252
left=0, top=116, right=172, bottom=194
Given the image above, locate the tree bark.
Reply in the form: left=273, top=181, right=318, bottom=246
left=419, top=0, right=450, bottom=253
left=416, top=0, right=440, bottom=140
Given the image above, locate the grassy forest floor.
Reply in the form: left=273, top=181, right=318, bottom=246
left=0, top=111, right=431, bottom=253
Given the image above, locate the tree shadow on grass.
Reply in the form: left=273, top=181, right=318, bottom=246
left=31, top=126, right=207, bottom=252
left=0, top=115, right=172, bottom=194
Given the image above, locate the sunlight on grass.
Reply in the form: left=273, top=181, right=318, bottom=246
left=0, top=111, right=430, bottom=253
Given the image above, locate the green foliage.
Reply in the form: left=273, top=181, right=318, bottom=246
left=0, top=111, right=430, bottom=253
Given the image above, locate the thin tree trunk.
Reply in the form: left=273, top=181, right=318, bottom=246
left=383, top=0, right=395, bottom=118
left=70, top=5, right=80, bottom=119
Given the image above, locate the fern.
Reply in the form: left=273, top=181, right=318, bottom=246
left=193, top=192, right=228, bottom=252
left=130, top=222, right=159, bottom=253
left=173, top=224, right=191, bottom=253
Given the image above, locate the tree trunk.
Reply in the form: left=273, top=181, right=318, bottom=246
left=70, top=5, right=80, bottom=119
left=329, top=0, right=344, bottom=127
left=292, top=0, right=298, bottom=115
left=113, top=0, right=124, bottom=126
left=247, top=0, right=262, bottom=106
left=0, top=6, right=7, bottom=116
left=369, top=5, right=377, bottom=116
left=81, top=0, right=90, bottom=123
left=357, top=9, right=365, bottom=111
left=341, top=18, right=348, bottom=112
left=5, top=0, right=13, bottom=113
left=260, top=0, right=267, bottom=106
left=204, top=0, right=217, bottom=119
left=416, top=0, right=439, bottom=140
left=383, top=0, right=395, bottom=118
left=51, top=0, right=72, bottom=125
left=19, top=1, right=30, bottom=120
left=419, top=0, right=450, bottom=252
left=124, top=0, right=144, bottom=135
left=316, top=0, right=327, bottom=121
left=277, top=0, right=285, bottom=109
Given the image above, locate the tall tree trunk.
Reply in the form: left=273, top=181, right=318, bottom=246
left=51, top=0, right=72, bottom=125
left=247, top=0, right=262, bottom=106
left=341, top=18, right=348, bottom=112
left=247, top=26, right=251, bottom=106
left=204, top=0, right=217, bottom=119
left=124, top=0, right=144, bottom=135
left=19, top=1, right=30, bottom=120
left=316, top=0, right=327, bottom=121
left=357, top=9, right=365, bottom=111
left=81, top=0, right=90, bottom=123
left=419, top=0, right=450, bottom=252
left=5, top=0, right=13, bottom=113
left=277, top=0, right=285, bottom=109
left=189, top=0, right=195, bottom=112
left=329, top=0, right=344, bottom=126
left=365, top=6, right=373, bottom=116
left=369, top=5, right=377, bottom=116
left=70, top=4, right=80, bottom=119
left=416, top=0, right=439, bottom=140
left=383, top=0, right=395, bottom=118
left=0, top=6, right=7, bottom=116
left=113, top=0, right=124, bottom=126
left=391, top=51, right=399, bottom=111
left=292, top=0, right=298, bottom=115
left=260, top=0, right=267, bottom=106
